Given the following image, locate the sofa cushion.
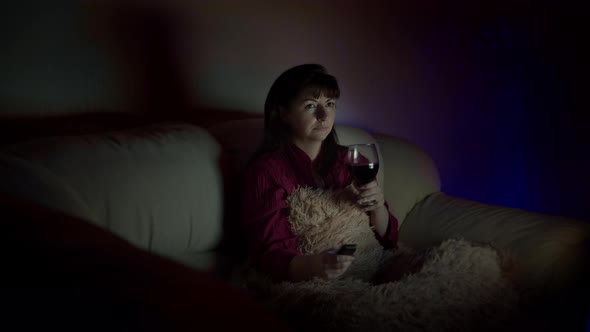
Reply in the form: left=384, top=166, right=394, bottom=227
left=1, top=123, right=223, bottom=264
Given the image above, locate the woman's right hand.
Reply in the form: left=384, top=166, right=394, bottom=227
left=313, top=248, right=355, bottom=280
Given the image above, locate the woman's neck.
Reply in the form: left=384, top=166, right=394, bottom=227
left=292, top=140, right=322, bottom=162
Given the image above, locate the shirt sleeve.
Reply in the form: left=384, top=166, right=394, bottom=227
left=240, top=162, right=300, bottom=281
left=373, top=200, right=399, bottom=249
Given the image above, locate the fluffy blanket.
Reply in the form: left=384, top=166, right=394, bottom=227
left=240, top=187, right=520, bottom=332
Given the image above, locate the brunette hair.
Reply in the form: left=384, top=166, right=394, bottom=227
left=254, top=64, right=341, bottom=174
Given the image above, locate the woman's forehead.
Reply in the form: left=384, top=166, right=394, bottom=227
left=296, top=86, right=337, bottom=100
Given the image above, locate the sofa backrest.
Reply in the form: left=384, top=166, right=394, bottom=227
left=0, top=123, right=223, bottom=265
left=374, top=134, right=441, bottom=225
left=0, top=117, right=441, bottom=270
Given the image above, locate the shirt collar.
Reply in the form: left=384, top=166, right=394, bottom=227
left=285, top=143, right=313, bottom=167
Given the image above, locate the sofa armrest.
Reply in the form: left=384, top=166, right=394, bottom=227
left=0, top=193, right=291, bottom=331
left=400, top=192, right=590, bottom=294
left=373, top=134, right=441, bottom=226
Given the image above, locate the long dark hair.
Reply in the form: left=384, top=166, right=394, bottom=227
left=253, top=64, right=341, bottom=175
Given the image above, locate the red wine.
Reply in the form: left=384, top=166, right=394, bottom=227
left=348, top=163, right=379, bottom=185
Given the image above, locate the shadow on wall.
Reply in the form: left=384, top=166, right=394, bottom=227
left=87, top=1, right=195, bottom=115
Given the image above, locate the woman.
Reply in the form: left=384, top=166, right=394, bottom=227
left=241, top=64, right=399, bottom=282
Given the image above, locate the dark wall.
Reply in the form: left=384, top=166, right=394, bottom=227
left=397, top=2, right=588, bottom=220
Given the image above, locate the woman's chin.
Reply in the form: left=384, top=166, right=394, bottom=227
left=309, top=132, right=330, bottom=142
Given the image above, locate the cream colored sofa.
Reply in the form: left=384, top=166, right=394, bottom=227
left=0, top=117, right=588, bottom=328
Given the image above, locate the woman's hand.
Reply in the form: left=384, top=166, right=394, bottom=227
left=289, top=248, right=355, bottom=281
left=352, top=180, right=385, bottom=212
left=344, top=180, right=391, bottom=240
left=313, top=248, right=355, bottom=280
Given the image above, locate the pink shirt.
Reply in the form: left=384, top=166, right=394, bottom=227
left=240, top=143, right=398, bottom=281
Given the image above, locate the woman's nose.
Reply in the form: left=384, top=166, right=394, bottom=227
left=316, top=106, right=327, bottom=121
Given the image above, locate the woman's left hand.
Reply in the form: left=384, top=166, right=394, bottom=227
left=353, top=180, right=385, bottom=212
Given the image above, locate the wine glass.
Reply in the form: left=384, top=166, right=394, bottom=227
left=347, top=143, right=379, bottom=206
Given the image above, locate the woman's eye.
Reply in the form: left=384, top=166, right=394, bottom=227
left=305, top=103, right=317, bottom=110
left=327, top=102, right=336, bottom=108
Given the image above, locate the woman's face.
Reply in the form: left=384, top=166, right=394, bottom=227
left=281, top=88, right=337, bottom=145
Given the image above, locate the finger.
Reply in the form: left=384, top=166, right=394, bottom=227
left=347, top=183, right=360, bottom=195
left=358, top=189, right=382, bottom=199
left=329, top=262, right=348, bottom=271
left=362, top=201, right=385, bottom=212
left=356, top=195, right=385, bottom=207
left=357, top=180, right=378, bottom=190
left=327, top=266, right=352, bottom=278
left=357, top=185, right=383, bottom=198
left=325, top=267, right=348, bottom=279
left=325, top=267, right=344, bottom=276
left=326, top=257, right=353, bottom=270
left=336, top=255, right=355, bottom=263
left=356, top=195, right=384, bottom=205
left=336, top=261, right=353, bottom=270
left=325, top=248, right=339, bottom=255
left=326, top=260, right=351, bottom=270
